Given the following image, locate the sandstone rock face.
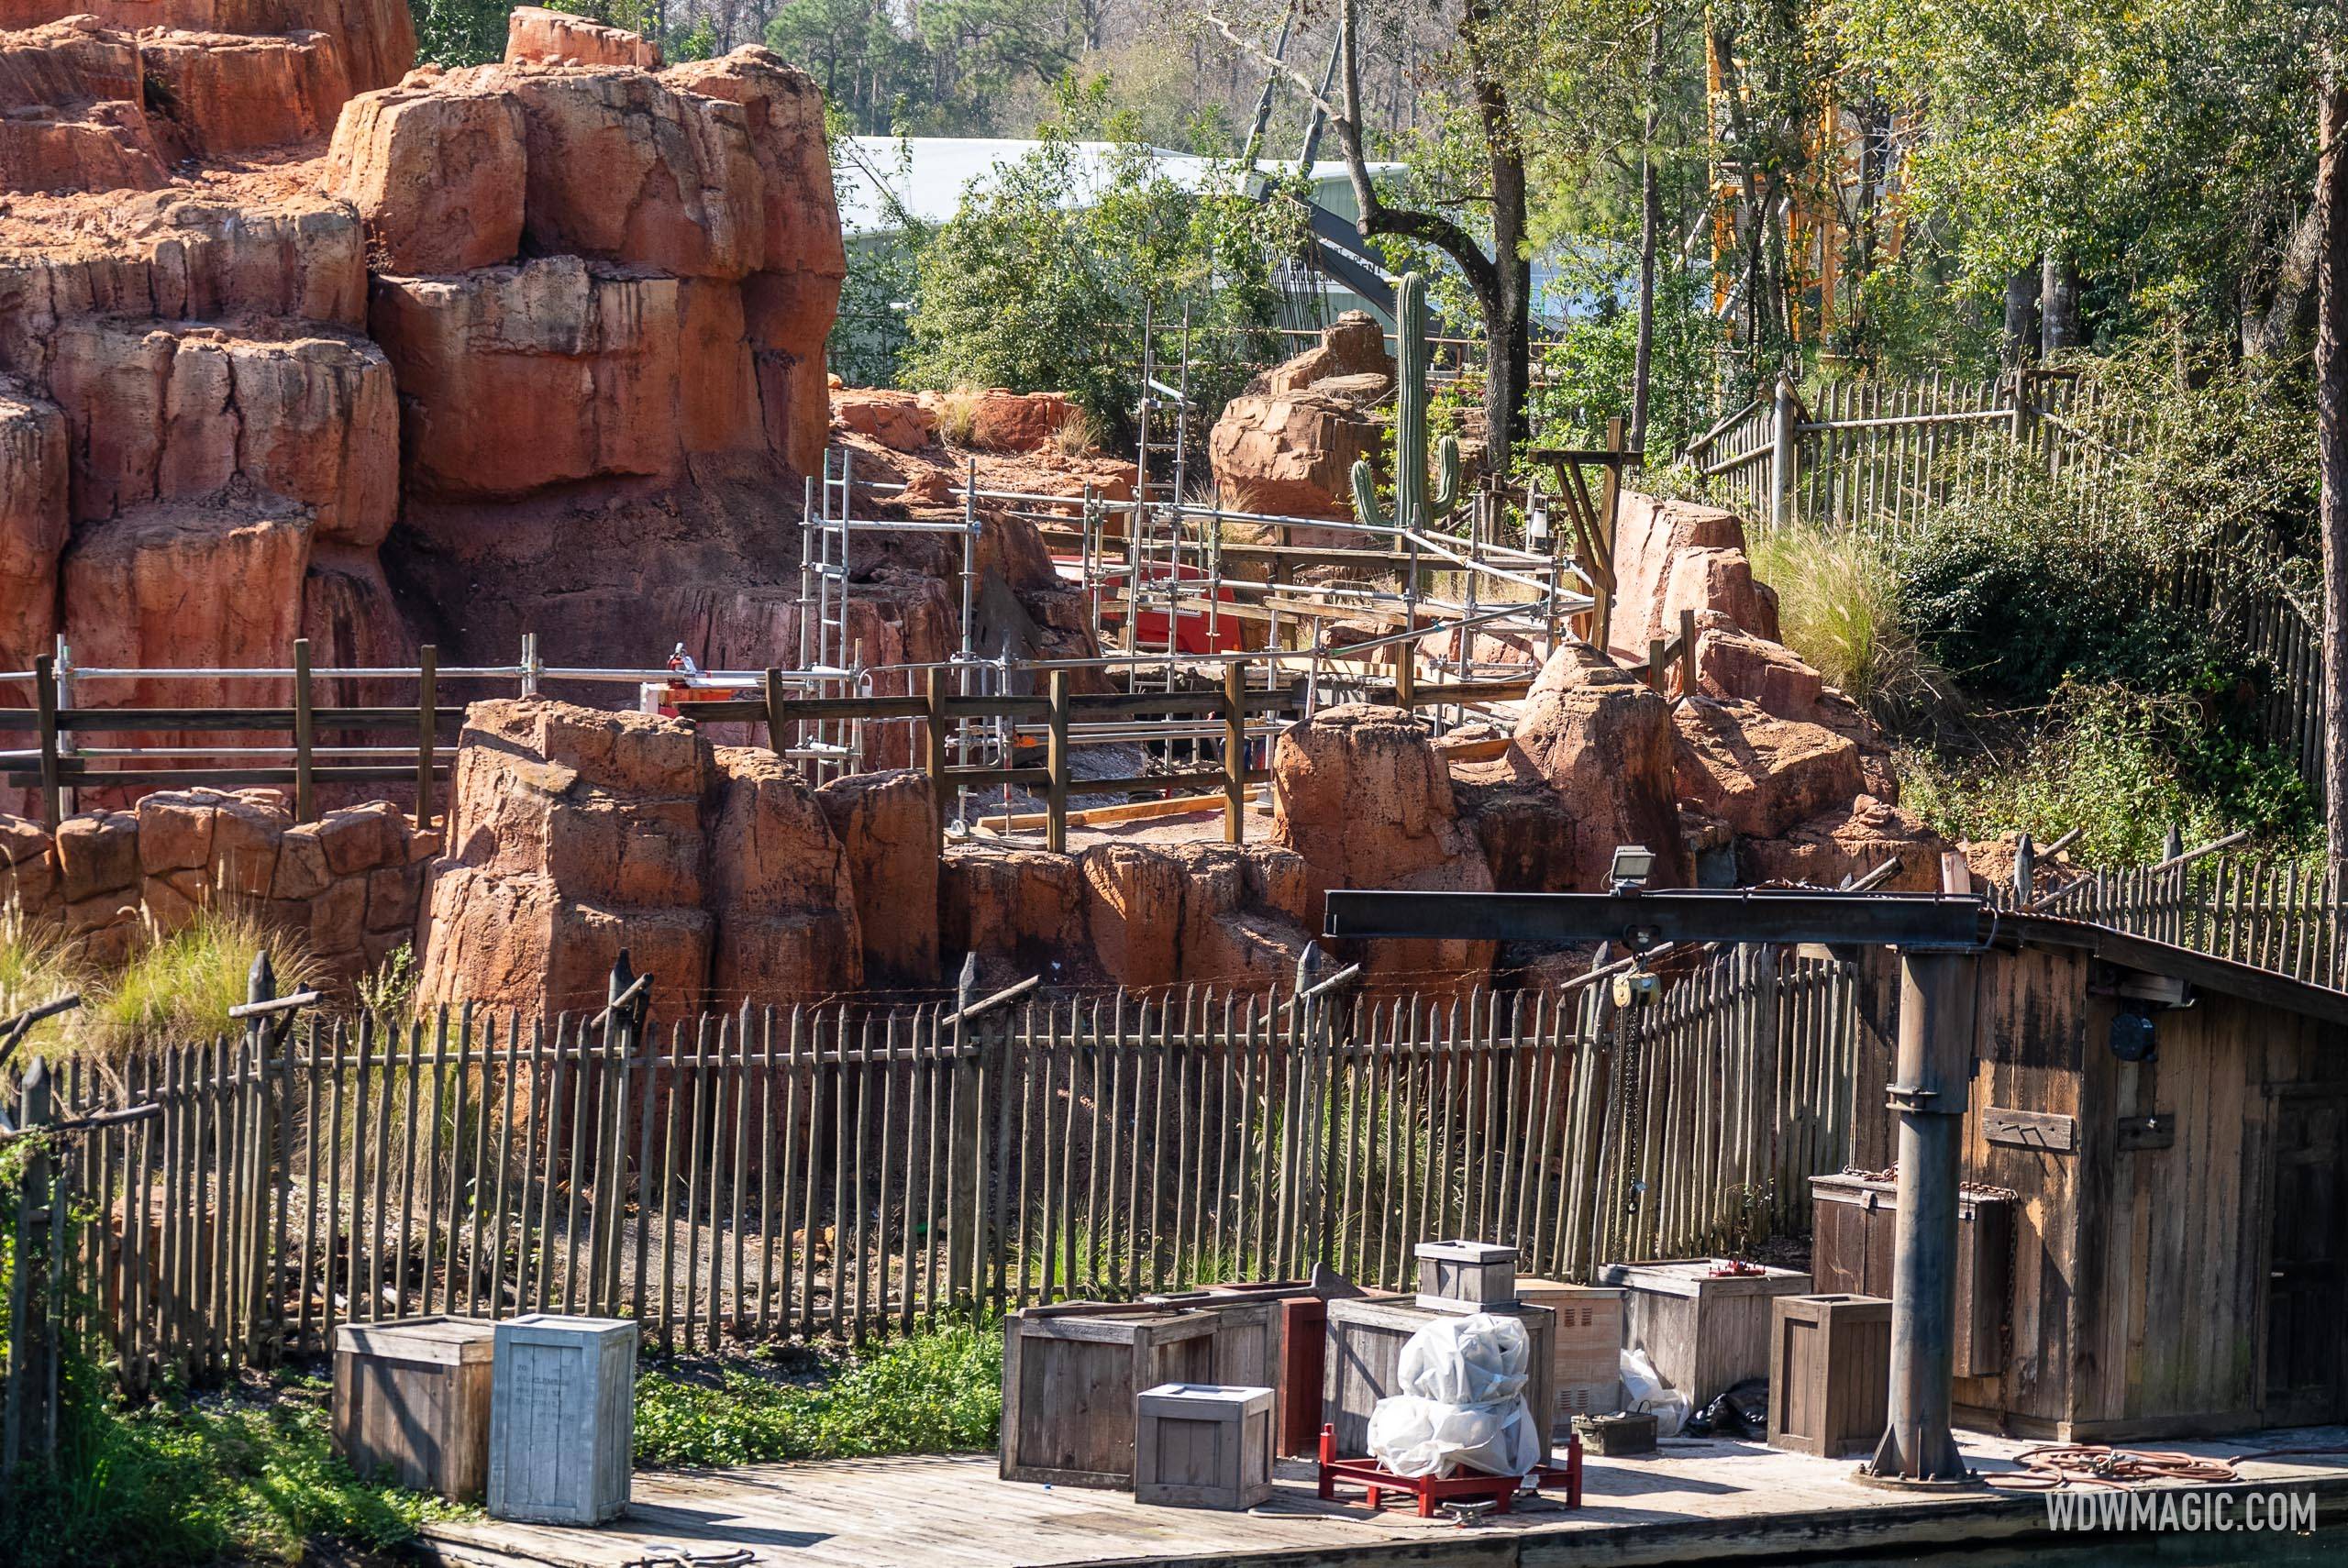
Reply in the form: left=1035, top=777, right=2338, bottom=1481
left=0, top=20, right=166, bottom=193
left=138, top=28, right=350, bottom=157
left=371, top=259, right=682, bottom=499
left=0, top=378, right=66, bottom=668
left=952, top=389, right=1076, bottom=453
left=1257, top=310, right=1389, bottom=393
left=1741, top=797, right=1947, bottom=891
left=44, top=319, right=395, bottom=543
left=1504, top=644, right=1689, bottom=889
left=420, top=699, right=716, bottom=1016
left=0, top=0, right=415, bottom=94
left=325, top=82, right=526, bottom=274
left=1609, top=493, right=1751, bottom=657
left=813, top=767, right=938, bottom=986
left=939, top=843, right=1087, bottom=986
left=707, top=745, right=861, bottom=1002
left=1271, top=704, right=1495, bottom=987
left=1079, top=840, right=1311, bottom=991
left=1670, top=696, right=1865, bottom=840
left=505, top=6, right=658, bottom=69
left=659, top=46, right=842, bottom=282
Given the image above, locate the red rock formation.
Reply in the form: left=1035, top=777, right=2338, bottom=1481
left=325, top=80, right=526, bottom=274
left=0, top=378, right=66, bottom=668
left=1079, top=840, right=1310, bottom=990
left=1670, top=696, right=1865, bottom=839
left=504, top=6, right=658, bottom=69
left=139, top=28, right=350, bottom=157
left=1257, top=311, right=1389, bottom=392
left=834, top=388, right=937, bottom=453
left=1499, top=643, right=1689, bottom=889
left=0, top=19, right=165, bottom=192
left=1270, top=703, right=1495, bottom=988
left=1609, top=493, right=1761, bottom=657
left=0, top=0, right=415, bottom=94
left=939, top=843, right=1088, bottom=986
left=1741, top=797, right=1946, bottom=891
left=814, top=767, right=938, bottom=986
left=1208, top=313, right=1392, bottom=522
left=707, top=745, right=862, bottom=1003
left=953, top=389, right=1077, bottom=453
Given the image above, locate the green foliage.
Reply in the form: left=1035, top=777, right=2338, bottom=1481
left=1350, top=272, right=1462, bottom=533
left=355, top=942, right=421, bottom=1030
left=410, top=0, right=509, bottom=67
left=633, top=1322, right=1003, bottom=1467
left=903, top=108, right=1298, bottom=437
left=1897, top=681, right=2317, bottom=867
left=1, top=904, right=85, bottom=1054
left=0, top=1365, right=469, bottom=1567
left=768, top=0, right=1076, bottom=134
left=1526, top=243, right=1727, bottom=459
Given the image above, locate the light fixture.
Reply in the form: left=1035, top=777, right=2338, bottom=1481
left=1526, top=503, right=1550, bottom=545
left=1609, top=844, right=1656, bottom=893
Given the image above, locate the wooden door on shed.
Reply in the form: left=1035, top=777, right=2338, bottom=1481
left=2263, top=1090, right=2348, bottom=1427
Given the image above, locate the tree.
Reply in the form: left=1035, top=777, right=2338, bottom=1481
left=2321, top=38, right=2348, bottom=875
left=1207, top=0, right=1540, bottom=468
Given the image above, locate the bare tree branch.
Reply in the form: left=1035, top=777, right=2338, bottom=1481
left=1200, top=12, right=1338, bottom=117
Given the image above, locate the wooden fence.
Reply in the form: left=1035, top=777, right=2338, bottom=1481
left=2012, top=850, right=2346, bottom=991
left=0, top=944, right=1868, bottom=1393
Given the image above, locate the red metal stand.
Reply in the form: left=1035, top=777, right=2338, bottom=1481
left=1313, top=1424, right=1584, bottom=1518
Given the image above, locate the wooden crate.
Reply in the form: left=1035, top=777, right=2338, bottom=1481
left=1767, top=1294, right=1891, bottom=1458
left=1414, top=1241, right=1518, bottom=1309
left=332, top=1315, right=499, bottom=1502
left=1811, top=1173, right=2014, bottom=1379
left=1323, top=1293, right=1555, bottom=1459
left=488, top=1315, right=637, bottom=1525
left=1518, top=1278, right=1624, bottom=1433
left=1598, top=1260, right=1812, bottom=1407
left=1134, top=1383, right=1275, bottom=1509
left=1147, top=1285, right=1294, bottom=1452
left=1000, top=1306, right=1218, bottom=1488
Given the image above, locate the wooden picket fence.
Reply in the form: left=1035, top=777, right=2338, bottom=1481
left=2016, top=851, right=2346, bottom=991
left=1, top=945, right=1867, bottom=1392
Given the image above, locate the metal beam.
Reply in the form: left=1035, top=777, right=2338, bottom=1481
left=1323, top=889, right=1988, bottom=950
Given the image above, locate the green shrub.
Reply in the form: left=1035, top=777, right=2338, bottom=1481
left=0, top=1364, right=466, bottom=1567
left=634, top=1321, right=1003, bottom=1467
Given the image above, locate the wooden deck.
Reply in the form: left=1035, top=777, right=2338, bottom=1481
left=419, top=1427, right=2348, bottom=1568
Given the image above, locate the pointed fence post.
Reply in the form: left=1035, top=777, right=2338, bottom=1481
left=947, top=953, right=980, bottom=1313
left=4, top=1056, right=56, bottom=1474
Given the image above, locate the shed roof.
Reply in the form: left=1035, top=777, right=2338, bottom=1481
left=1995, top=911, right=2348, bottom=1029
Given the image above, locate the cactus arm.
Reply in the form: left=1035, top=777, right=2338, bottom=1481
left=1350, top=456, right=1393, bottom=530
left=1428, top=435, right=1462, bottom=522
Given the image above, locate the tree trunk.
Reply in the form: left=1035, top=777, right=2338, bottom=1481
left=1630, top=21, right=1662, bottom=451
left=2319, top=63, right=2348, bottom=878
left=2041, top=255, right=2080, bottom=355
left=2003, top=263, right=2042, bottom=365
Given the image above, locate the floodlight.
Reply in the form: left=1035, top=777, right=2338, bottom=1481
left=1609, top=845, right=1656, bottom=891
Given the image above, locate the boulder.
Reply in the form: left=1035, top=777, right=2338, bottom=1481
left=43, top=319, right=396, bottom=543
left=138, top=28, right=350, bottom=157
left=1252, top=310, right=1390, bottom=393
left=1670, top=696, right=1866, bottom=839
left=1502, top=643, right=1689, bottom=889
left=0, top=0, right=416, bottom=94
left=1208, top=372, right=1385, bottom=523
left=1740, top=797, right=1948, bottom=891
left=52, top=807, right=137, bottom=901
left=813, top=767, right=938, bottom=987
left=939, top=843, right=1088, bottom=987
left=1269, top=703, right=1495, bottom=988
left=1693, top=619, right=1823, bottom=716
left=1659, top=546, right=1778, bottom=646
left=659, top=47, right=843, bottom=282
left=1608, top=491, right=1748, bottom=657
left=0, top=812, right=55, bottom=911
left=705, top=745, right=861, bottom=1002
left=1078, top=840, right=1311, bottom=991
left=418, top=698, right=717, bottom=1015
left=324, top=80, right=527, bottom=274
left=834, top=388, right=936, bottom=452
left=369, top=258, right=681, bottom=499
left=0, top=379, right=66, bottom=668
left=950, top=389, right=1075, bottom=453
left=134, top=789, right=216, bottom=872
left=504, top=6, right=657, bottom=69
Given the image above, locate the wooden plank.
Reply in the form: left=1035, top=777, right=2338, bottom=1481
left=1982, top=1106, right=2078, bottom=1154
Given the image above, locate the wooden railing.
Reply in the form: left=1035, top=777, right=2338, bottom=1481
left=8, top=944, right=1864, bottom=1385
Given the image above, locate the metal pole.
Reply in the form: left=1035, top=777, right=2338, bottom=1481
left=1866, top=947, right=1978, bottom=1486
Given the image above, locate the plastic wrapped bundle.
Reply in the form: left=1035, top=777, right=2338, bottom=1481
left=1365, top=1313, right=1541, bottom=1479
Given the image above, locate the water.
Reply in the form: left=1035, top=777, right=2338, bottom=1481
left=1815, top=1528, right=2346, bottom=1567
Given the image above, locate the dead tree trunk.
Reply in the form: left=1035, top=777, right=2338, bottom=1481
left=2320, top=60, right=2348, bottom=878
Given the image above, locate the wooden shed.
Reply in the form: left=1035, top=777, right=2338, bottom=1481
left=1893, top=916, right=2348, bottom=1441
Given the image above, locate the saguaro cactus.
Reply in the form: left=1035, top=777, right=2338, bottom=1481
left=1351, top=271, right=1463, bottom=535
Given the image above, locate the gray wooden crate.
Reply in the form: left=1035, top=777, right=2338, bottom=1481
left=1323, top=1293, right=1555, bottom=1459
left=332, top=1316, right=499, bottom=1502
left=1414, top=1241, right=1518, bottom=1309
left=488, top=1315, right=638, bottom=1525
left=1599, top=1260, right=1812, bottom=1407
left=1001, top=1305, right=1218, bottom=1488
left=1134, top=1383, right=1275, bottom=1510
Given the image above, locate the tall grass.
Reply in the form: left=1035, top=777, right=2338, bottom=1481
left=1746, top=520, right=1945, bottom=726
left=76, top=906, right=323, bottom=1056
left=934, top=385, right=984, bottom=447
left=1, top=902, right=86, bottom=1052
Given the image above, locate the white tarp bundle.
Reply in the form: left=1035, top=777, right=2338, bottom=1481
left=1364, top=1314, right=1543, bottom=1479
